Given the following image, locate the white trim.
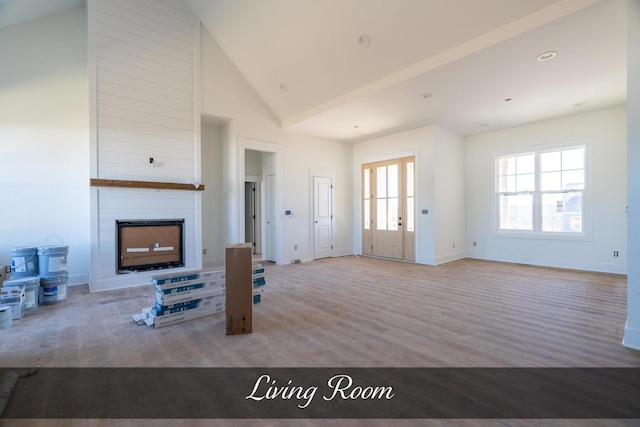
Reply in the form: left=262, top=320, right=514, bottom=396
left=491, top=138, right=592, bottom=242
left=193, top=20, right=203, bottom=271
left=310, top=170, right=335, bottom=259
left=245, top=174, right=262, bottom=182
left=88, top=0, right=99, bottom=291
left=355, top=149, right=420, bottom=262
left=467, top=251, right=627, bottom=275
left=623, top=320, right=640, bottom=350
left=434, top=252, right=466, bottom=265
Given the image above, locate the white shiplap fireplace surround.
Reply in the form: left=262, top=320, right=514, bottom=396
left=88, top=0, right=202, bottom=292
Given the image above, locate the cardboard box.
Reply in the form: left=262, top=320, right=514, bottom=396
left=146, top=301, right=226, bottom=328
left=155, top=278, right=226, bottom=295
left=156, top=286, right=226, bottom=306
left=152, top=267, right=225, bottom=289
left=1, top=285, right=25, bottom=320
left=253, top=286, right=264, bottom=304
left=151, top=294, right=226, bottom=316
left=0, top=305, right=12, bottom=329
left=225, top=243, right=253, bottom=335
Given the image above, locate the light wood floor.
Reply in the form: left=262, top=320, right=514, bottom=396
left=1, top=256, right=639, bottom=426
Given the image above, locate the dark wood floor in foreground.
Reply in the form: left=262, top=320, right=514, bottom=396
left=1, top=256, right=639, bottom=426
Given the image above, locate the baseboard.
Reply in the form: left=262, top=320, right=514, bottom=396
left=623, top=320, right=640, bottom=350
left=68, top=273, right=90, bottom=286
left=467, top=251, right=627, bottom=275
left=333, top=248, right=353, bottom=258
left=434, top=251, right=466, bottom=265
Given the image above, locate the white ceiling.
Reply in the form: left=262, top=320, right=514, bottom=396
left=185, top=0, right=627, bottom=142
left=2, top=0, right=626, bottom=143
left=0, top=0, right=83, bottom=29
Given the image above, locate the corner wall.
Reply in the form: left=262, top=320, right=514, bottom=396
left=465, top=107, right=627, bottom=274
left=352, top=125, right=466, bottom=265
left=200, top=27, right=353, bottom=263
left=434, top=127, right=466, bottom=263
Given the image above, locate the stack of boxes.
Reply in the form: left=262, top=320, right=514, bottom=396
left=133, top=254, right=267, bottom=329
left=134, top=267, right=227, bottom=328
left=1, top=276, right=39, bottom=319
left=0, top=266, right=37, bottom=323
left=0, top=284, right=25, bottom=321
left=252, top=263, right=266, bottom=304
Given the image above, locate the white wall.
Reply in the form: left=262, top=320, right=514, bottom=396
left=245, top=150, right=263, bottom=176
left=465, top=107, right=627, bottom=274
left=201, top=120, right=226, bottom=267
left=89, top=0, right=201, bottom=291
left=434, top=127, right=466, bottom=263
left=0, top=6, right=90, bottom=285
left=353, top=127, right=434, bottom=263
left=623, top=0, right=640, bottom=350
left=352, top=125, right=466, bottom=265
left=200, top=27, right=353, bottom=263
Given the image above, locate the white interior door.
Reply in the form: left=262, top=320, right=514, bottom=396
left=266, top=174, right=276, bottom=262
left=313, top=176, right=332, bottom=259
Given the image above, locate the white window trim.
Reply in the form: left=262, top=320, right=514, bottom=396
left=491, top=138, right=593, bottom=242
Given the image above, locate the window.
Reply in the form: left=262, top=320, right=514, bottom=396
left=496, top=146, right=585, bottom=235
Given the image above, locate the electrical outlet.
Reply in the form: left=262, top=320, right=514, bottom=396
left=613, top=251, right=619, bottom=257
left=294, top=245, right=298, bottom=250
left=452, top=243, right=455, bottom=248
left=202, top=249, right=207, bottom=255
left=473, top=241, right=477, bottom=247
left=4, top=266, right=11, bottom=274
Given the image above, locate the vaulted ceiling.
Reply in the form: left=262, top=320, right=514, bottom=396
left=2, top=0, right=627, bottom=143
left=185, top=0, right=627, bottom=142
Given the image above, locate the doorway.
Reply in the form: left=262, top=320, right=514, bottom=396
left=244, top=181, right=260, bottom=255
left=240, top=138, right=282, bottom=264
left=362, top=156, right=415, bottom=261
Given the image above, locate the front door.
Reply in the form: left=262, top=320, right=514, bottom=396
left=362, top=156, right=415, bottom=260
left=371, top=159, right=403, bottom=259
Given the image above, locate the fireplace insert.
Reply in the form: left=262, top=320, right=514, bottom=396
left=116, top=219, right=184, bottom=273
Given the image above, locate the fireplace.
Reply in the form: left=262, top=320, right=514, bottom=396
left=116, top=219, right=185, bottom=273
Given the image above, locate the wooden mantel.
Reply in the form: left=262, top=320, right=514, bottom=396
left=90, top=178, right=205, bottom=191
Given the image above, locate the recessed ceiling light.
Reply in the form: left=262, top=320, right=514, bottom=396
left=358, top=34, right=370, bottom=48
left=420, top=93, right=433, bottom=99
left=504, top=98, right=512, bottom=102
left=280, top=83, right=288, bottom=93
left=537, top=51, right=557, bottom=61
